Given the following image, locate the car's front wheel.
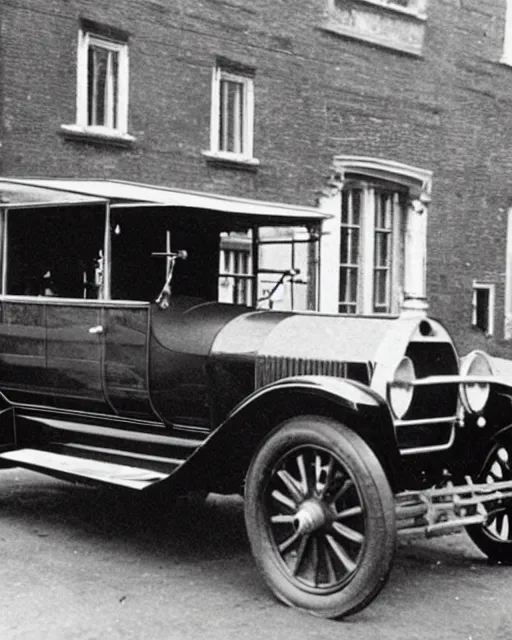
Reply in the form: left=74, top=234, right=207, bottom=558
left=244, top=416, right=396, bottom=619
left=466, top=437, right=512, bottom=562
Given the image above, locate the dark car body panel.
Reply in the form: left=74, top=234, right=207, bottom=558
left=0, top=292, right=508, bottom=496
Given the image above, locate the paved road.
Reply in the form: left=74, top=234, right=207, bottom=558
left=0, top=468, right=511, bottom=640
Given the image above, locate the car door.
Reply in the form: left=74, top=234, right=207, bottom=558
left=46, top=300, right=110, bottom=414
left=0, top=298, right=51, bottom=405
left=102, top=302, right=161, bottom=421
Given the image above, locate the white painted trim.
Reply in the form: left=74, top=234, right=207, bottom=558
left=403, top=196, right=428, bottom=312
left=340, top=0, right=428, bottom=20
left=332, top=156, right=432, bottom=196
left=391, top=192, right=403, bottom=314
left=201, top=150, right=260, bottom=166
left=209, top=66, right=255, bottom=160
left=360, top=188, right=375, bottom=314
left=505, top=207, right=512, bottom=339
left=502, top=0, right=512, bottom=65
left=317, top=190, right=342, bottom=314
left=60, top=124, right=135, bottom=143
left=209, top=66, right=220, bottom=154
left=76, top=29, right=87, bottom=127
left=75, top=30, right=129, bottom=135
left=1, top=209, right=7, bottom=296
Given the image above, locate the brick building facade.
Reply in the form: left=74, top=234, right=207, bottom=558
left=1, top=0, right=512, bottom=356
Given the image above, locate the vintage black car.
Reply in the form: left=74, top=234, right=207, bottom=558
left=1, top=178, right=512, bottom=620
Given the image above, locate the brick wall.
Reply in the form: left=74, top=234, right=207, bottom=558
left=2, top=0, right=512, bottom=355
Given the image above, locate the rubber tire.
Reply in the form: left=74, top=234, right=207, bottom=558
left=466, top=439, right=512, bottom=563
left=244, top=416, right=397, bottom=619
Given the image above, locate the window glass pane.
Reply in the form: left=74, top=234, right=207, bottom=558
left=87, top=44, right=118, bottom=128
left=340, top=187, right=362, bottom=312
left=474, top=288, right=490, bottom=334
left=111, top=52, right=119, bottom=129
left=373, top=190, right=394, bottom=313
left=6, top=207, right=105, bottom=298
left=351, top=189, right=361, bottom=226
left=340, top=226, right=349, bottom=264
left=374, top=271, right=387, bottom=308
left=374, top=229, right=389, bottom=267
left=339, top=266, right=358, bottom=311
left=341, top=190, right=349, bottom=224
left=219, top=78, right=245, bottom=154
left=349, top=227, right=360, bottom=264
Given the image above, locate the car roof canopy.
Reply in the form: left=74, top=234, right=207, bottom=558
left=3, top=178, right=329, bottom=228
left=0, top=179, right=107, bottom=209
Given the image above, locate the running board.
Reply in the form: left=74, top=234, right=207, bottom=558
left=0, top=448, right=173, bottom=490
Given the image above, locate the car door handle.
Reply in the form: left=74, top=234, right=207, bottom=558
left=88, top=325, right=104, bottom=335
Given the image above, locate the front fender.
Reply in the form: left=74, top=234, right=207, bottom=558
left=229, top=374, right=386, bottom=416
left=166, top=375, right=401, bottom=495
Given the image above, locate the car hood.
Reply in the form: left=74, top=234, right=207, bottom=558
left=152, top=298, right=457, bottom=391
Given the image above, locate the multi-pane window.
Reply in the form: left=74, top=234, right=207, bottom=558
left=339, top=184, right=405, bottom=315
left=373, top=192, right=396, bottom=313
left=218, top=234, right=252, bottom=305
left=210, top=66, right=254, bottom=159
left=77, top=30, right=129, bottom=134
left=339, top=190, right=361, bottom=314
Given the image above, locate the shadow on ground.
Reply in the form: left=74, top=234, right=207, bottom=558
left=0, top=472, right=249, bottom=563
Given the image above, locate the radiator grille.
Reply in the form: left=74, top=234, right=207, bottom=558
left=255, top=355, right=371, bottom=388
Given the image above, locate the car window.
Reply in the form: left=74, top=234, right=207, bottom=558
left=6, top=205, right=105, bottom=299
left=110, top=210, right=221, bottom=303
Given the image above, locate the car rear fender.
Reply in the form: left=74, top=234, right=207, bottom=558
left=172, top=376, right=401, bottom=494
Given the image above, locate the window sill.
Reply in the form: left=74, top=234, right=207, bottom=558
left=60, top=124, right=136, bottom=148
left=202, top=150, right=260, bottom=172
left=349, top=0, right=427, bottom=21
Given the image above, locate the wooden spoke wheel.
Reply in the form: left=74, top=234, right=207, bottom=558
left=466, top=439, right=512, bottom=562
left=244, top=416, right=396, bottom=619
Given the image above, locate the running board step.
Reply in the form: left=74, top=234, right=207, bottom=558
left=0, top=448, right=174, bottom=490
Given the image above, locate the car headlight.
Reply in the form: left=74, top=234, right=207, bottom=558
left=388, top=356, right=416, bottom=419
left=459, top=351, right=493, bottom=414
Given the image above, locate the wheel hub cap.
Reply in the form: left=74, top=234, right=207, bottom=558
left=294, top=499, right=327, bottom=535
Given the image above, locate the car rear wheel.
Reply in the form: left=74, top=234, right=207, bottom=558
left=466, top=438, right=512, bottom=562
left=244, top=416, right=396, bottom=619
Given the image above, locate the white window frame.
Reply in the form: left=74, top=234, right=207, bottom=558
left=208, top=66, right=255, bottom=163
left=472, top=282, right=495, bottom=337
left=76, top=30, right=129, bottom=136
left=503, top=0, right=512, bottom=65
